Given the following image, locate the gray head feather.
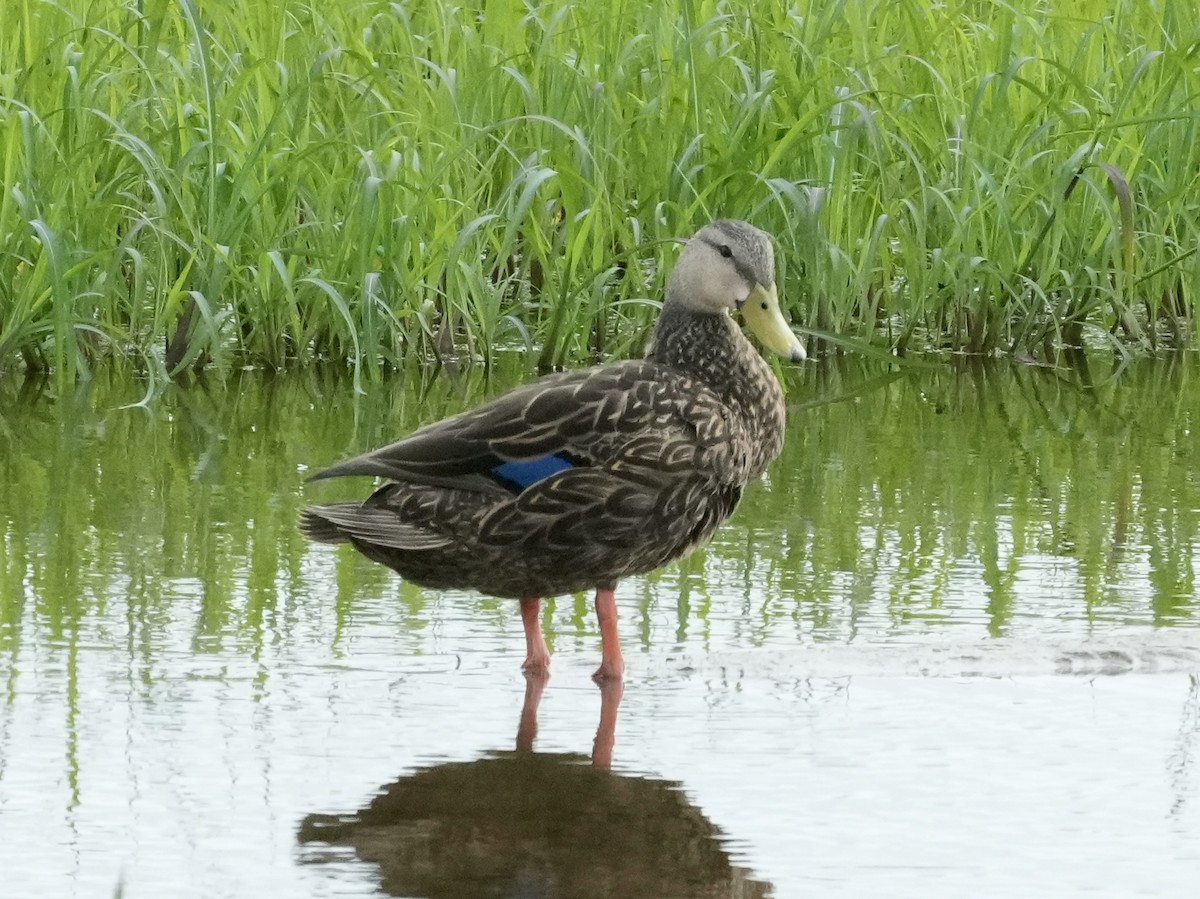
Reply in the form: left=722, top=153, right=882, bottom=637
left=665, top=220, right=775, bottom=315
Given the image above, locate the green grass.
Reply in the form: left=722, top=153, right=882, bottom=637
left=1, top=0, right=1198, bottom=390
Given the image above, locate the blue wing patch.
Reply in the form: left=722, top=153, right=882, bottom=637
left=492, top=453, right=575, bottom=490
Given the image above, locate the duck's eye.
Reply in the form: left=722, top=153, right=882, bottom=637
left=761, top=301, right=769, bottom=310
left=718, top=244, right=733, bottom=258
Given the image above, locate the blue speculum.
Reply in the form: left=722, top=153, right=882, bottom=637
left=491, top=453, right=575, bottom=490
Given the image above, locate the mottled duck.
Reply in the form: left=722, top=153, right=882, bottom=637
left=301, top=219, right=805, bottom=680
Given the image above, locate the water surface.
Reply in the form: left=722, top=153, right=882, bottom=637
left=1, top=355, right=1198, bottom=897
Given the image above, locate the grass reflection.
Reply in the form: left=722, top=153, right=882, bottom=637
left=0, top=353, right=1196, bottom=672
left=744, top=353, right=1199, bottom=636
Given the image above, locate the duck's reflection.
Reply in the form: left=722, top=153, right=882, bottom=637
left=298, top=675, right=771, bottom=898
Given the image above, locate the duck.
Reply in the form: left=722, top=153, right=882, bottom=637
left=300, top=219, right=805, bottom=680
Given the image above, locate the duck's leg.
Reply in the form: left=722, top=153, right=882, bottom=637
left=520, top=596, right=551, bottom=673
left=592, top=588, right=625, bottom=681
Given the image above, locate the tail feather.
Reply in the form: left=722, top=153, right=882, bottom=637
left=300, top=502, right=453, bottom=551
left=299, top=504, right=357, bottom=544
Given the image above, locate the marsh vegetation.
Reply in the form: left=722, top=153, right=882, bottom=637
left=2, top=0, right=1197, bottom=391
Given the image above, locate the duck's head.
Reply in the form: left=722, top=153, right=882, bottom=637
left=666, top=219, right=806, bottom=362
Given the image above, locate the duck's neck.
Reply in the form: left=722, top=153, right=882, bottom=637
left=647, top=307, right=786, bottom=477
left=647, top=306, right=743, bottom=380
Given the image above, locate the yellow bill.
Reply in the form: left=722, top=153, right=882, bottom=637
left=741, top=282, right=805, bottom=362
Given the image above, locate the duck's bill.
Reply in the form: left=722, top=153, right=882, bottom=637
left=741, top=282, right=806, bottom=362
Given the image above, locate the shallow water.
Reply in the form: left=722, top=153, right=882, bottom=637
left=1, top=355, right=1199, bottom=897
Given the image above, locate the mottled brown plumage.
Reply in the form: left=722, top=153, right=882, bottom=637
left=301, top=219, right=804, bottom=678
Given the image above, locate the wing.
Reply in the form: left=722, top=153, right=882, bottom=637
left=308, top=360, right=745, bottom=492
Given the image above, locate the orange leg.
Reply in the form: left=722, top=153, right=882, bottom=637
left=520, top=596, right=551, bottom=673
left=592, top=588, right=625, bottom=681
